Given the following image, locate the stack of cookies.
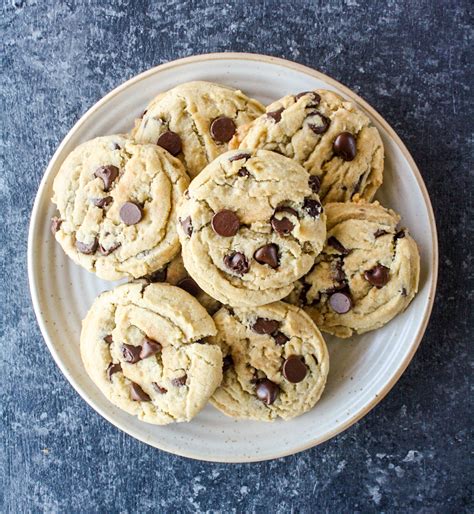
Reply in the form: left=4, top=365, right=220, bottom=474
left=51, top=81, right=420, bottom=425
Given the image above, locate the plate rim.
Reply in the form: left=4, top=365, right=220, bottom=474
left=27, top=52, right=439, bottom=463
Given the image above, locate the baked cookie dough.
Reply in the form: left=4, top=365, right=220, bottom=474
left=80, top=282, right=222, bottom=425
left=287, top=201, right=420, bottom=338
left=143, top=254, right=221, bottom=315
left=210, top=302, right=329, bottom=421
left=177, top=149, right=327, bottom=307
left=51, top=135, right=189, bottom=281
left=132, top=81, right=265, bottom=179
left=230, top=89, right=384, bottom=203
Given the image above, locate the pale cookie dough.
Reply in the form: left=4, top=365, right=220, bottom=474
left=210, top=302, right=329, bottom=421
left=51, top=135, right=189, bottom=281
left=177, top=149, right=327, bottom=307
left=287, top=201, right=420, bottom=338
left=142, top=254, right=221, bottom=315
left=230, top=89, right=384, bottom=203
left=132, top=81, right=265, bottom=179
left=80, top=282, right=222, bottom=425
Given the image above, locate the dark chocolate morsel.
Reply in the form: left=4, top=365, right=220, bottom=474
left=121, top=343, right=142, bottom=364
left=94, top=165, right=119, bottom=192
left=307, top=112, right=330, bottom=134
left=364, top=264, right=390, bottom=288
left=254, top=243, right=279, bottom=269
left=120, top=202, right=143, bottom=225
left=210, top=116, right=236, bottom=143
left=76, top=237, right=98, bottom=255
left=328, top=291, right=352, bottom=314
left=211, top=210, right=240, bottom=237
left=130, top=382, right=151, bottom=401
left=308, top=175, right=321, bottom=193
left=139, top=338, right=162, bottom=359
left=252, top=318, right=280, bottom=334
left=180, top=216, right=193, bottom=237
left=282, top=356, right=307, bottom=383
left=303, top=198, right=322, bottom=218
left=103, top=335, right=113, bottom=345
left=152, top=383, right=167, bottom=394
left=106, top=362, right=121, bottom=381
left=171, top=375, right=187, bottom=387
left=273, top=331, right=289, bottom=346
left=333, top=132, right=357, bottom=161
left=229, top=152, right=251, bottom=162
left=93, top=196, right=113, bottom=208
left=157, top=131, right=182, bottom=156
left=255, top=379, right=279, bottom=405
left=374, top=229, right=388, bottom=238
left=327, top=236, right=350, bottom=255
left=223, top=252, right=249, bottom=275
left=267, top=107, right=284, bottom=123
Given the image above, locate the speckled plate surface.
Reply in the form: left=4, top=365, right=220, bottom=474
left=28, top=53, right=438, bottom=463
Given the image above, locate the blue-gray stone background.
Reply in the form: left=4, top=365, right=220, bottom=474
left=1, top=0, right=473, bottom=512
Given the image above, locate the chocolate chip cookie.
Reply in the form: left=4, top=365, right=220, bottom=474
left=51, top=135, right=189, bottom=280
left=287, top=200, right=420, bottom=337
left=210, top=302, right=329, bottom=421
left=80, top=282, right=223, bottom=425
left=132, top=81, right=265, bottom=179
left=177, top=149, right=327, bottom=307
left=230, top=89, right=384, bottom=203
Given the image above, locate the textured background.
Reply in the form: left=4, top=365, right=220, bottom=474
left=1, top=0, right=473, bottom=512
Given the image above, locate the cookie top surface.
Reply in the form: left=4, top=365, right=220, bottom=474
left=230, top=89, right=384, bottom=203
left=132, top=81, right=265, bottom=179
left=51, top=135, right=189, bottom=281
left=177, top=149, right=327, bottom=307
left=80, top=282, right=222, bottom=425
left=287, top=201, right=420, bottom=338
left=210, top=302, right=329, bottom=421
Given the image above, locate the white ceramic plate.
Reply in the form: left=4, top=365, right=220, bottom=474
left=28, top=53, right=438, bottom=462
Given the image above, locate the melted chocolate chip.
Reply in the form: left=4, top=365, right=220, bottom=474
left=106, top=362, right=121, bottom=381
left=395, top=230, right=406, bottom=240
left=255, top=379, right=279, bottom=405
left=333, top=132, right=357, bottom=161
left=273, top=331, right=289, bottom=345
left=177, top=277, right=201, bottom=297
left=130, top=382, right=151, bottom=401
left=307, top=112, right=330, bottom=134
left=328, top=291, right=352, bottom=314
left=267, top=107, right=284, bottom=123
left=94, top=165, right=119, bottom=192
left=171, top=375, right=187, bottom=387
left=229, top=152, right=251, bottom=162
left=271, top=207, right=298, bottom=236
left=211, top=210, right=240, bottom=237
left=327, top=236, right=350, bottom=255
left=76, top=237, right=98, bottom=255
left=254, top=243, right=279, bottom=268
left=157, top=131, right=182, bottom=156
left=303, top=198, right=322, bottom=218
left=374, top=229, right=388, bottom=238
left=180, top=216, right=193, bottom=237
left=99, top=242, right=121, bottom=256
left=50, top=217, right=62, bottom=234
left=401, top=287, right=407, bottom=297
left=282, top=356, right=307, bottom=383
left=152, top=383, right=167, bottom=394
left=120, top=202, right=142, bottom=225
left=308, top=175, right=321, bottom=193
left=294, top=91, right=313, bottom=101
left=103, top=335, right=113, bottom=345
left=93, top=196, right=113, bottom=208
left=139, top=338, right=162, bottom=359
left=210, top=116, right=236, bottom=143
left=364, top=264, right=390, bottom=288
left=237, top=167, right=250, bottom=177
left=223, top=354, right=233, bottom=372
left=252, top=318, right=280, bottom=335
left=223, top=252, right=249, bottom=275
left=121, top=343, right=142, bottom=364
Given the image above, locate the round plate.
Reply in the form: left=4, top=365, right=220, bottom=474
left=28, top=53, right=438, bottom=462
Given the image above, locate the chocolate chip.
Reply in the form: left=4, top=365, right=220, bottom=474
left=177, top=277, right=201, bottom=297
left=223, top=354, right=233, bottom=372
left=106, top=362, right=121, bottom=381
left=130, top=382, right=151, bottom=401
left=329, top=291, right=352, bottom=314
left=210, top=116, right=236, bottom=143
left=395, top=230, right=405, bottom=240
left=252, top=318, right=280, bottom=335
left=332, top=259, right=346, bottom=282
left=271, top=207, right=298, bottom=236
left=364, top=264, right=390, bottom=288
left=374, top=229, right=388, bottom=238
left=401, top=287, right=407, bottom=297
left=352, top=173, right=364, bottom=196
left=112, top=142, right=121, bottom=150
left=327, top=236, right=350, bottom=255
left=282, top=356, right=308, bottom=383
left=255, top=379, right=279, bottom=405
left=120, top=202, right=142, bottom=225
left=103, top=335, right=113, bottom=345
left=237, top=167, right=250, bottom=177
left=333, top=132, right=357, bottom=161
left=50, top=217, right=62, bottom=234
left=267, top=107, right=284, bottom=123
left=223, top=252, right=249, bottom=275
left=180, top=216, right=193, bottom=237
left=211, top=210, right=240, bottom=237
left=121, top=343, right=142, bottom=364
left=157, top=131, right=182, bottom=156
left=229, top=152, right=251, bottom=162
left=139, top=338, right=162, bottom=359
left=273, top=331, right=289, bottom=345
left=295, top=91, right=320, bottom=103
left=76, top=237, right=98, bottom=254
left=307, top=112, right=330, bottom=134
left=93, top=196, right=113, bottom=208
left=146, top=268, right=167, bottom=282
left=152, top=383, right=167, bottom=394
left=308, top=175, right=321, bottom=193
left=171, top=375, right=187, bottom=387
left=94, top=165, right=119, bottom=192
left=254, top=243, right=279, bottom=269
left=99, top=242, right=121, bottom=256
left=303, top=198, right=322, bottom=218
